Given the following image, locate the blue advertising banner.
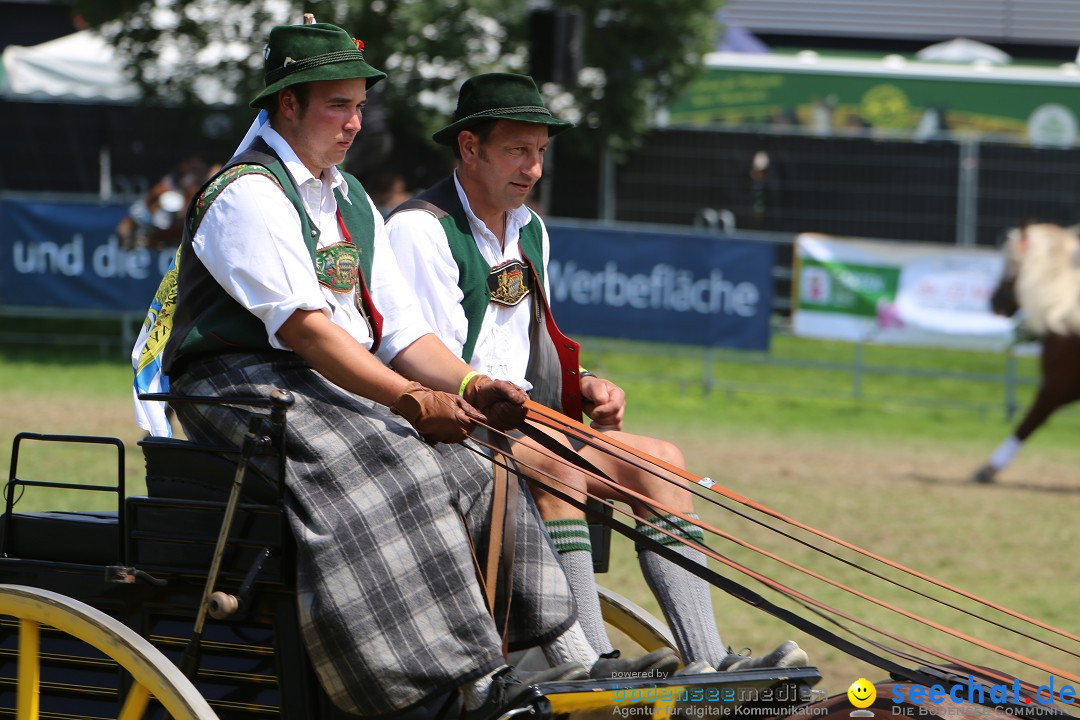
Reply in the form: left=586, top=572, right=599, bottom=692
left=0, top=197, right=774, bottom=351
left=0, top=196, right=174, bottom=312
left=545, top=220, right=774, bottom=350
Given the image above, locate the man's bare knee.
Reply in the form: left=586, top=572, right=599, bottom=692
left=646, top=438, right=685, bottom=469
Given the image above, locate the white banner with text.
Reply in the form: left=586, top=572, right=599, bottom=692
left=793, top=233, right=1016, bottom=350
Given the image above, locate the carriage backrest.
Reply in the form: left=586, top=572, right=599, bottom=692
left=1, top=433, right=125, bottom=565
left=140, top=435, right=280, bottom=504
left=129, top=413, right=293, bottom=585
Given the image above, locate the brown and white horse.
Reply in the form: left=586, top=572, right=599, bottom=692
left=974, top=223, right=1080, bottom=483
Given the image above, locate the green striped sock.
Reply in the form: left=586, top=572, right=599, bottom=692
left=544, top=519, right=613, bottom=653
left=635, top=513, right=705, bottom=551
left=545, top=518, right=593, bottom=554
left=636, top=513, right=725, bottom=665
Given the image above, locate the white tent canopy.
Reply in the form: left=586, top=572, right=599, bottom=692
left=1, top=26, right=250, bottom=105
left=916, top=37, right=1012, bottom=66
left=1, top=30, right=140, bottom=102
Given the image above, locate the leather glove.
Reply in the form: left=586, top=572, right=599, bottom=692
left=462, top=374, right=528, bottom=430
left=391, top=382, right=483, bottom=444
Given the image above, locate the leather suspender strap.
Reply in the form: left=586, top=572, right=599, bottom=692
left=484, top=452, right=508, bottom=615
left=496, top=436, right=519, bottom=657
left=482, top=437, right=520, bottom=657
left=335, top=210, right=384, bottom=353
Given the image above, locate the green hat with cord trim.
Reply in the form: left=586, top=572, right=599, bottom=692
left=432, top=72, right=574, bottom=146
left=250, top=22, right=386, bottom=109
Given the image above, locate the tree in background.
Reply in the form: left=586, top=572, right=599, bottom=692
left=74, top=0, right=720, bottom=182
left=561, top=0, right=722, bottom=158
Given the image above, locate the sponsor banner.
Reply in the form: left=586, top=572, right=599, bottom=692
left=0, top=196, right=174, bottom=311
left=545, top=220, right=774, bottom=350
left=669, top=54, right=1080, bottom=148
left=793, top=233, right=1014, bottom=349
left=0, top=197, right=774, bottom=351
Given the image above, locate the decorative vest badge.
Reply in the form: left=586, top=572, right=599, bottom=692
left=487, top=260, right=532, bottom=306
left=316, top=241, right=359, bottom=293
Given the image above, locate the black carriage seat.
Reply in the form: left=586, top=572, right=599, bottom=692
left=0, top=430, right=289, bottom=579
left=2, top=434, right=610, bottom=581
left=126, top=435, right=293, bottom=586
left=139, top=435, right=279, bottom=504
left=0, top=509, right=120, bottom=565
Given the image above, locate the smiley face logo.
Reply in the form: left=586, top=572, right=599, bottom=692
left=848, top=678, right=876, bottom=708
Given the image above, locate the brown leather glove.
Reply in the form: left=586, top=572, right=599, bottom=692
left=391, top=382, right=484, bottom=444
left=462, top=374, right=528, bottom=430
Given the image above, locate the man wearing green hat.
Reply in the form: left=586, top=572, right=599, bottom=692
left=135, top=23, right=659, bottom=720
left=387, top=72, right=811, bottom=676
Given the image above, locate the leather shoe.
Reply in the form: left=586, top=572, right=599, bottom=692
left=676, top=660, right=716, bottom=675
left=717, top=641, right=809, bottom=671
left=589, top=648, right=680, bottom=680
left=519, top=662, right=589, bottom=684
left=463, top=663, right=587, bottom=720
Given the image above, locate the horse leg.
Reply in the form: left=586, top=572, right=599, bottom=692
left=973, top=434, right=1020, bottom=483
left=975, top=334, right=1080, bottom=482
left=1019, top=334, right=1080, bottom=432
left=974, top=390, right=1056, bottom=483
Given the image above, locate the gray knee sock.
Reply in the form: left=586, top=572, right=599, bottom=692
left=637, top=514, right=726, bottom=666
left=545, top=519, right=614, bottom=654
left=540, top=621, right=600, bottom=669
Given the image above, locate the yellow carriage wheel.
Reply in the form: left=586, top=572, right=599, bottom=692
left=597, top=584, right=678, bottom=656
left=0, top=584, right=218, bottom=720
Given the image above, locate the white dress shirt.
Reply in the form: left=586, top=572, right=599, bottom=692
left=192, top=125, right=431, bottom=364
left=386, top=172, right=551, bottom=390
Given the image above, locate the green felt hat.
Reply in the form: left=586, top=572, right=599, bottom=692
left=432, top=73, right=575, bottom=146
left=250, top=22, right=386, bottom=109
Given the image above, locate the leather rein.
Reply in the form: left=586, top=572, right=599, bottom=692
left=462, top=399, right=1080, bottom=703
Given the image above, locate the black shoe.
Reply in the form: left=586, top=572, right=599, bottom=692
left=676, top=660, right=717, bottom=675
left=589, top=648, right=681, bottom=680
left=717, top=641, right=809, bottom=671
left=463, top=663, right=587, bottom=720
left=519, top=662, right=589, bottom=684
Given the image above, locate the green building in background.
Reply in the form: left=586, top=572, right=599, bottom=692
left=668, top=51, right=1080, bottom=148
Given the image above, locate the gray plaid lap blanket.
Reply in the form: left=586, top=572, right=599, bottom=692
left=171, top=353, right=576, bottom=717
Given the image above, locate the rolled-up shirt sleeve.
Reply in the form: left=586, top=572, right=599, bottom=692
left=366, top=200, right=435, bottom=364
left=385, top=210, right=469, bottom=359
left=191, top=174, right=330, bottom=348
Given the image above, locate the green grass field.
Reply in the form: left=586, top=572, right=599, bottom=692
left=0, top=336, right=1076, bottom=698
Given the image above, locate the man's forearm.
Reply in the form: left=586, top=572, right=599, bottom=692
left=277, top=309, right=410, bottom=406
left=391, top=333, right=477, bottom=394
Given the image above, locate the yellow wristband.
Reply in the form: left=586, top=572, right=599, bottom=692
left=458, top=370, right=479, bottom=396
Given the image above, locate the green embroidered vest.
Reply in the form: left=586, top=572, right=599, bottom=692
left=163, top=138, right=377, bottom=374
left=389, top=176, right=583, bottom=418
left=393, top=177, right=545, bottom=362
